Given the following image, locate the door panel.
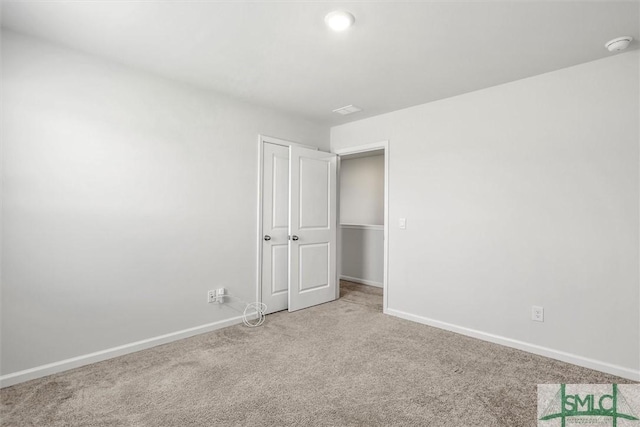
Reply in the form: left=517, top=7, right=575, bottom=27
left=288, top=146, right=337, bottom=312
left=271, top=244, right=288, bottom=294
left=298, top=243, right=330, bottom=292
left=272, top=155, right=289, bottom=229
left=261, top=143, right=289, bottom=313
left=299, top=158, right=330, bottom=229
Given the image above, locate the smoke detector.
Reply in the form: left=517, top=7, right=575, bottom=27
left=605, top=36, right=633, bottom=52
left=332, top=105, right=362, bottom=116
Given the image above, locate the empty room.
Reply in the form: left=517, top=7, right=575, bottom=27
left=1, top=1, right=639, bottom=426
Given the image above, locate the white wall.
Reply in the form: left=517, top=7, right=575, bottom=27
left=331, top=51, right=640, bottom=378
left=339, top=155, right=384, bottom=225
left=340, top=225, right=384, bottom=287
left=1, top=31, right=328, bottom=378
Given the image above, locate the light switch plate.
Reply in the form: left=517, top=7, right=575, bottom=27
left=399, top=218, right=406, bottom=229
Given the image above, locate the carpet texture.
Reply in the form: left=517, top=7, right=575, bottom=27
left=1, top=281, right=633, bottom=426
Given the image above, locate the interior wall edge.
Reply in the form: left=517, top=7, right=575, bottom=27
left=1, top=31, right=329, bottom=374
left=331, top=50, right=639, bottom=377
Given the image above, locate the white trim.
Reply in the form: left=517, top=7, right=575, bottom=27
left=340, top=223, right=384, bottom=231
left=256, top=137, right=264, bottom=306
left=333, top=142, right=386, bottom=156
left=259, top=134, right=318, bottom=150
left=386, top=308, right=640, bottom=381
left=340, top=275, right=383, bottom=288
left=335, top=140, right=389, bottom=313
left=0, top=315, right=247, bottom=388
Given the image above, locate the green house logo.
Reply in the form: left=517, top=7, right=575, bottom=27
left=539, top=384, right=639, bottom=427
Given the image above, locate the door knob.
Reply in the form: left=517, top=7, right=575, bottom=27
left=264, top=235, right=271, bottom=241
left=291, top=235, right=299, bottom=241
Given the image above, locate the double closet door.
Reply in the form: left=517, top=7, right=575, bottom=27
left=261, top=142, right=337, bottom=314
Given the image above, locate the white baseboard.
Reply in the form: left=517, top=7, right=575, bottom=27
left=0, top=315, right=246, bottom=388
left=4, top=307, right=636, bottom=388
left=340, top=275, right=383, bottom=288
left=386, top=308, right=640, bottom=381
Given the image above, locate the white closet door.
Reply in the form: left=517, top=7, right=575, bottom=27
left=261, top=143, right=289, bottom=314
left=288, top=146, right=337, bottom=312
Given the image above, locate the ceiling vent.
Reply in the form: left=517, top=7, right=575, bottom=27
left=332, top=105, right=362, bottom=115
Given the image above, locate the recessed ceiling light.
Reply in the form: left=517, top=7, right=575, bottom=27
left=605, top=36, right=633, bottom=52
left=325, top=10, right=355, bottom=32
left=333, top=105, right=362, bottom=115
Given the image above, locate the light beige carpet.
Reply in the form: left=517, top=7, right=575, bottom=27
left=1, top=281, right=633, bottom=426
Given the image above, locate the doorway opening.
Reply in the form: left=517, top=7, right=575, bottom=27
left=256, top=136, right=388, bottom=315
left=335, top=141, right=389, bottom=313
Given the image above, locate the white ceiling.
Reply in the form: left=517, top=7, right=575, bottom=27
left=2, top=1, right=638, bottom=126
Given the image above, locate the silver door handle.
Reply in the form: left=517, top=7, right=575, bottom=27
left=291, top=235, right=299, bottom=241
left=264, top=235, right=271, bottom=241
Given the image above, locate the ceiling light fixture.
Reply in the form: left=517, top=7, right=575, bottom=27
left=325, top=10, right=355, bottom=32
left=605, top=36, right=633, bottom=52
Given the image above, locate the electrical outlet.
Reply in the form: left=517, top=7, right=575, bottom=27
left=532, top=306, right=544, bottom=322
left=216, top=287, right=226, bottom=304
left=207, top=290, right=216, bottom=303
